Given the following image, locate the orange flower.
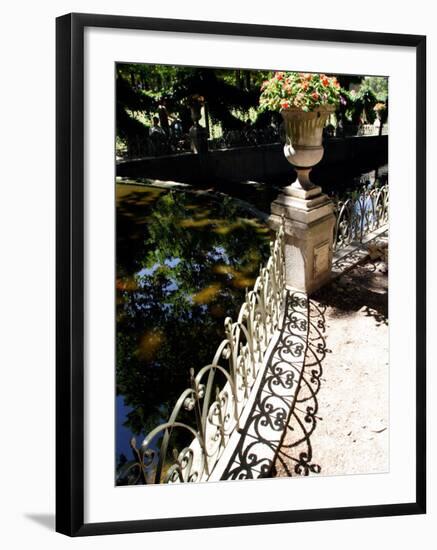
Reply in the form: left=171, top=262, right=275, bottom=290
left=312, top=91, right=319, bottom=100
left=321, top=76, right=329, bottom=87
left=281, top=100, right=290, bottom=109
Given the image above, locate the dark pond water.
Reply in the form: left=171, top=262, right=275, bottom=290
left=116, top=184, right=272, bottom=477
left=188, top=163, right=388, bottom=216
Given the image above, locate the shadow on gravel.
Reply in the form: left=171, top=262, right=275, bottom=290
left=313, top=259, right=388, bottom=327
left=273, top=298, right=329, bottom=477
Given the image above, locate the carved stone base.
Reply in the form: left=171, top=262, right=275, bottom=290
left=269, top=189, right=335, bottom=294
left=282, top=184, right=322, bottom=200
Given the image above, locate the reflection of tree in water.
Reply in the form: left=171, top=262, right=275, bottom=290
left=116, top=185, right=271, bottom=463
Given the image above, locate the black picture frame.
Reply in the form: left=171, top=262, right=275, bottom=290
left=56, top=12, right=426, bottom=537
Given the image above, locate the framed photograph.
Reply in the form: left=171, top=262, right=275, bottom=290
left=56, top=13, right=426, bottom=536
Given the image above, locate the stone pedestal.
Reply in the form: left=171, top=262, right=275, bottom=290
left=269, top=186, right=335, bottom=295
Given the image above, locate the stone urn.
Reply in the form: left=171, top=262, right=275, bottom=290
left=281, top=105, right=335, bottom=193
left=269, top=104, right=337, bottom=294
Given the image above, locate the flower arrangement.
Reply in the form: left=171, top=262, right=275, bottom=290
left=259, top=72, right=341, bottom=112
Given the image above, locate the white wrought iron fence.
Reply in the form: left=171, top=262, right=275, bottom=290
left=117, top=221, right=286, bottom=485
left=333, top=182, right=389, bottom=250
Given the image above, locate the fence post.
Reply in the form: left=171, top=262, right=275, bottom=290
left=269, top=185, right=335, bottom=295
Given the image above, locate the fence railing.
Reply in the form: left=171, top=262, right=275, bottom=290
left=117, top=127, right=281, bottom=160
left=357, top=123, right=389, bottom=137
left=117, top=221, right=286, bottom=485
left=208, top=127, right=280, bottom=150
left=117, top=132, right=191, bottom=159
left=117, top=123, right=389, bottom=160
left=333, top=182, right=389, bottom=250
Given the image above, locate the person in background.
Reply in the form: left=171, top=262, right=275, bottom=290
left=171, top=117, right=183, bottom=139
left=149, top=116, right=166, bottom=155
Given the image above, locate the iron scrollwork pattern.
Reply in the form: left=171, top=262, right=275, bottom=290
left=220, top=291, right=311, bottom=480
left=220, top=293, right=328, bottom=481
left=333, top=181, right=388, bottom=251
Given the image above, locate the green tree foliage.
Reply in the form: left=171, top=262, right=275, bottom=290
left=363, top=76, right=388, bottom=102
left=117, top=65, right=389, bottom=150
left=336, top=76, right=387, bottom=126
left=348, top=87, right=378, bottom=124
left=116, top=63, right=273, bottom=150
left=116, top=67, right=156, bottom=156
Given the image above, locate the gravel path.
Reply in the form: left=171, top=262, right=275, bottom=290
left=274, top=257, right=389, bottom=478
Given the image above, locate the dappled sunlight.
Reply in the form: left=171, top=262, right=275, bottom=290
left=136, top=330, right=166, bottom=361
left=212, top=217, right=267, bottom=236
left=213, top=263, right=260, bottom=289
left=212, top=264, right=234, bottom=276
left=192, top=283, right=222, bottom=304
left=231, top=275, right=256, bottom=289
left=178, top=215, right=268, bottom=235
left=116, top=183, right=165, bottom=205
left=212, top=223, right=234, bottom=235
left=179, top=217, right=215, bottom=229
left=193, top=208, right=212, bottom=219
